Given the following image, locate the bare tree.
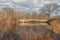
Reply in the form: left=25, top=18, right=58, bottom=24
left=40, top=3, right=58, bottom=18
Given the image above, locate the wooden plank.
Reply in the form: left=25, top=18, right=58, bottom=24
left=19, top=23, right=48, bottom=26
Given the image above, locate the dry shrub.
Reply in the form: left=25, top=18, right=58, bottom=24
left=16, top=26, right=53, bottom=40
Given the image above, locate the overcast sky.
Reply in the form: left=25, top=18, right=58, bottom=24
left=12, top=0, right=60, bottom=13
left=0, top=0, right=60, bottom=13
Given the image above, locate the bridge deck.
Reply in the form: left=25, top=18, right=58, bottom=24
left=19, top=19, right=48, bottom=22
left=18, top=19, right=48, bottom=26
left=19, top=23, right=48, bottom=26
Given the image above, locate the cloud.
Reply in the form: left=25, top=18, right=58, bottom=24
left=0, top=0, right=60, bottom=13
left=12, top=0, right=28, bottom=3
left=11, top=0, right=60, bottom=13
left=12, top=0, right=23, bottom=2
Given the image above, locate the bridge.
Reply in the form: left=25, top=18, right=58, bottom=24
left=19, top=19, right=47, bottom=23
left=18, top=19, right=48, bottom=26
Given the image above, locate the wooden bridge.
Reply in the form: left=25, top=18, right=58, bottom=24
left=18, top=19, right=48, bottom=26
left=19, top=19, right=47, bottom=22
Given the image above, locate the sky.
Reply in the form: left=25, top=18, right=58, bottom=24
left=0, top=0, right=60, bottom=13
